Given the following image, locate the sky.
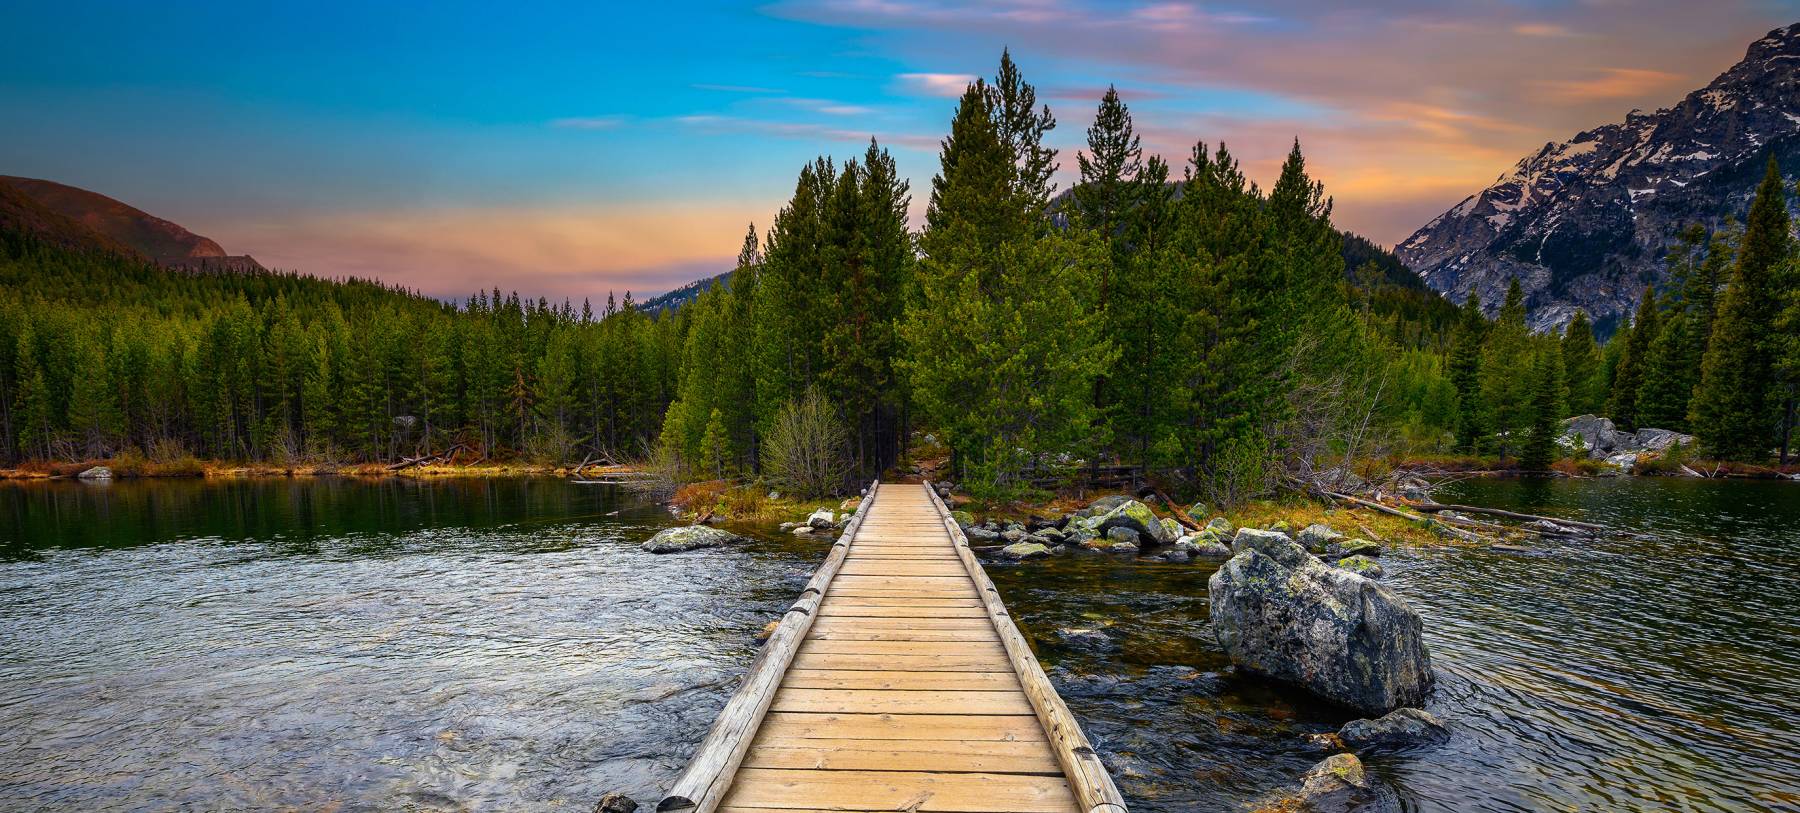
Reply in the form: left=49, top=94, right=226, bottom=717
left=4, top=0, right=1799, bottom=303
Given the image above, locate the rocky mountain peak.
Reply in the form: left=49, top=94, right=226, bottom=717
left=1398, top=22, right=1800, bottom=333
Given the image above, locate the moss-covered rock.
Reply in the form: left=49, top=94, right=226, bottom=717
left=1334, top=555, right=1385, bottom=578
left=642, top=525, right=744, bottom=554
left=951, top=510, right=976, bottom=528
left=1001, top=541, right=1051, bottom=560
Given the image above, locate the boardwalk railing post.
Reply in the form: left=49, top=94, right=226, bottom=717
left=657, top=480, right=881, bottom=813
left=923, top=480, right=1131, bottom=813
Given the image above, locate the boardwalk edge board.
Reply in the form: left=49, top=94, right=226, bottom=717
left=921, top=481, right=1130, bottom=813
left=657, top=480, right=881, bottom=813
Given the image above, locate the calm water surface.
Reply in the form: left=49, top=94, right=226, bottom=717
left=1, top=476, right=1796, bottom=811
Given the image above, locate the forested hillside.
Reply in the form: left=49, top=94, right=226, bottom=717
left=5, top=51, right=1796, bottom=495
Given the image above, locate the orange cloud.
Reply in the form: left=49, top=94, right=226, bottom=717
left=1533, top=68, right=1687, bottom=103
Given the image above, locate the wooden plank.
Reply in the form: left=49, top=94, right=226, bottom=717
left=818, top=596, right=983, bottom=607
left=790, top=651, right=1013, bottom=672
left=755, top=712, right=1048, bottom=742
left=780, top=669, right=1021, bottom=691
left=815, top=605, right=989, bottom=618
left=720, top=768, right=1078, bottom=813
left=805, top=627, right=998, bottom=643
left=739, top=739, right=1061, bottom=774
left=808, top=617, right=995, bottom=630
left=769, top=688, right=1035, bottom=715
left=799, top=639, right=1007, bottom=657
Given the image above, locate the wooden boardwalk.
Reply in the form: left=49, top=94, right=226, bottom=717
left=659, top=481, right=1125, bottom=813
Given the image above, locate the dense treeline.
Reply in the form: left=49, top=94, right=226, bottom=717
left=0, top=226, right=687, bottom=465
left=5, top=52, right=1796, bottom=497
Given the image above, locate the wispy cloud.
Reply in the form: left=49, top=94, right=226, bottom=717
left=1533, top=68, right=1686, bottom=103
left=549, top=115, right=629, bottom=130
left=676, top=114, right=936, bottom=151
left=776, top=97, right=877, bottom=116
left=693, top=83, right=785, bottom=93
left=1513, top=22, right=1578, bottom=38
left=896, top=72, right=978, bottom=97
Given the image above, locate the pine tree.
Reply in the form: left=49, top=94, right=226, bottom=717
left=1480, top=280, right=1533, bottom=453
left=986, top=49, right=1057, bottom=217
left=1636, top=310, right=1693, bottom=431
left=1519, top=346, right=1565, bottom=471
left=1692, top=157, right=1788, bottom=460
left=698, top=407, right=729, bottom=478
left=1561, top=310, right=1602, bottom=415
left=1606, top=286, right=1659, bottom=432
left=1449, top=292, right=1487, bottom=452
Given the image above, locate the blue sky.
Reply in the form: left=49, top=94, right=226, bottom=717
left=4, top=0, right=1797, bottom=301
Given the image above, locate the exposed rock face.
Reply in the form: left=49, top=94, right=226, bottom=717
left=1559, top=415, right=1694, bottom=460
left=1338, top=707, right=1451, bottom=754
left=641, top=525, right=743, bottom=553
left=1210, top=529, right=1434, bottom=715
left=76, top=466, right=113, bottom=480
left=1398, top=24, right=1800, bottom=333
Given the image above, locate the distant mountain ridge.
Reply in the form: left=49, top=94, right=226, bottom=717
left=0, top=176, right=266, bottom=273
left=1398, top=22, right=1800, bottom=333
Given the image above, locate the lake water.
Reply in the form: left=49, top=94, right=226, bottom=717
left=1, top=476, right=1795, bottom=811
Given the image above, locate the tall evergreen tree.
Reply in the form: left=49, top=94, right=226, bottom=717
left=986, top=49, right=1058, bottom=217
left=1480, top=280, right=1533, bottom=453
left=1449, top=292, right=1487, bottom=452
left=1519, top=346, right=1566, bottom=471
left=1606, top=286, right=1659, bottom=432
left=1561, top=309, right=1602, bottom=415
left=1692, top=157, right=1788, bottom=460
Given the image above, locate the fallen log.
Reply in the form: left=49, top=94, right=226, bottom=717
left=1411, top=501, right=1603, bottom=531
left=1327, top=492, right=1485, bottom=543
left=1153, top=489, right=1205, bottom=531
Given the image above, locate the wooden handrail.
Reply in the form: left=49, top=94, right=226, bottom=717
left=922, top=481, right=1130, bottom=813
left=656, top=480, right=881, bottom=813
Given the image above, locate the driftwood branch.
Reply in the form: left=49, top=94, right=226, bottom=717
left=1153, top=489, right=1204, bottom=531
left=388, top=443, right=468, bottom=471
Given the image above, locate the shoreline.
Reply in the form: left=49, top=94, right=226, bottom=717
left=0, top=459, right=630, bottom=482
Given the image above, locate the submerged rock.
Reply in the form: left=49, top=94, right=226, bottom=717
left=1105, top=526, right=1142, bottom=549
left=1210, top=529, right=1434, bottom=715
left=1001, top=541, right=1051, bottom=560
left=1267, top=753, right=1392, bottom=813
left=1338, top=707, right=1450, bottom=753
left=594, top=793, right=638, bottom=813
left=642, top=525, right=743, bottom=554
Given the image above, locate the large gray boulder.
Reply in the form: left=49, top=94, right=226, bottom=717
left=642, top=525, right=744, bottom=553
left=1210, top=529, right=1434, bottom=715
left=1560, top=414, right=1695, bottom=460
left=77, top=466, right=113, bottom=480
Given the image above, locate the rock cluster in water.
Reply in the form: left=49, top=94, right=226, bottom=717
left=1209, top=527, right=1433, bottom=716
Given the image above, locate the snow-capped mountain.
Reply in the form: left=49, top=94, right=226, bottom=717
left=1398, top=23, right=1800, bottom=333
